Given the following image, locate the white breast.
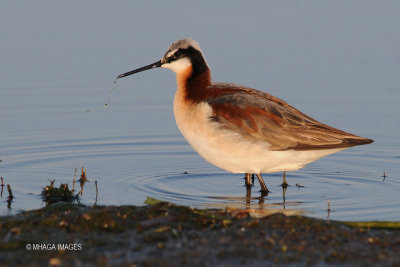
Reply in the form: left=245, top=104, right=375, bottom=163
left=173, top=90, right=344, bottom=174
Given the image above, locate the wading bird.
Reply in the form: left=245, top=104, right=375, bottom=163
left=117, top=38, right=373, bottom=195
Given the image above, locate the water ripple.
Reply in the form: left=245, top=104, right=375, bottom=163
left=0, top=133, right=399, bottom=221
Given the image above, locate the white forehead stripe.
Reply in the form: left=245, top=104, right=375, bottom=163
left=166, top=49, right=178, bottom=58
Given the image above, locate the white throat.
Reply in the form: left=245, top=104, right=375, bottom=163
left=161, top=57, right=192, bottom=74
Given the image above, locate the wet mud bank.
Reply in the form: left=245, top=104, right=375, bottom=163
left=1, top=199, right=399, bottom=266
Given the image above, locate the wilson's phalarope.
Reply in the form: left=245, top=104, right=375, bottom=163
left=117, top=38, right=373, bottom=195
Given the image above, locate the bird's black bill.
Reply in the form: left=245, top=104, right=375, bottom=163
left=117, top=60, right=162, bottom=79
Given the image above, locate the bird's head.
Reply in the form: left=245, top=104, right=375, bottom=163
left=117, top=38, right=208, bottom=79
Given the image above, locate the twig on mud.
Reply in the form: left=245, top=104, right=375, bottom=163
left=79, top=166, right=88, bottom=196
left=7, top=184, right=13, bottom=200
left=7, top=184, right=14, bottom=209
left=94, top=180, right=98, bottom=206
left=0, top=177, right=4, bottom=197
left=72, top=168, right=77, bottom=193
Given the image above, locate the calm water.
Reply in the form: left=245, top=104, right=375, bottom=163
left=0, top=1, right=399, bottom=220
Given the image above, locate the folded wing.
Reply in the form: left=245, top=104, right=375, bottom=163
left=207, top=83, right=373, bottom=151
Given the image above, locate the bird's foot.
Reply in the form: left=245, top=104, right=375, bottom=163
left=259, top=188, right=269, bottom=196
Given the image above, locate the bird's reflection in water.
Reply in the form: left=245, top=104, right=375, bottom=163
left=210, top=175, right=303, bottom=218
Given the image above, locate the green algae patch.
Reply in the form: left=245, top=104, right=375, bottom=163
left=144, top=196, right=164, bottom=205
left=342, top=221, right=400, bottom=230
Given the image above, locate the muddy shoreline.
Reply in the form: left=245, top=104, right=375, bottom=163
left=1, top=199, right=399, bottom=266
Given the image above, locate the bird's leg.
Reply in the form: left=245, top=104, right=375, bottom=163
left=244, top=173, right=252, bottom=187
left=281, top=171, right=288, bottom=188
left=245, top=183, right=251, bottom=209
left=256, top=173, right=269, bottom=195
left=251, top=174, right=255, bottom=185
left=282, top=185, right=287, bottom=209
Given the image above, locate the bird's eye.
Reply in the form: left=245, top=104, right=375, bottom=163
left=175, top=51, right=181, bottom=57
